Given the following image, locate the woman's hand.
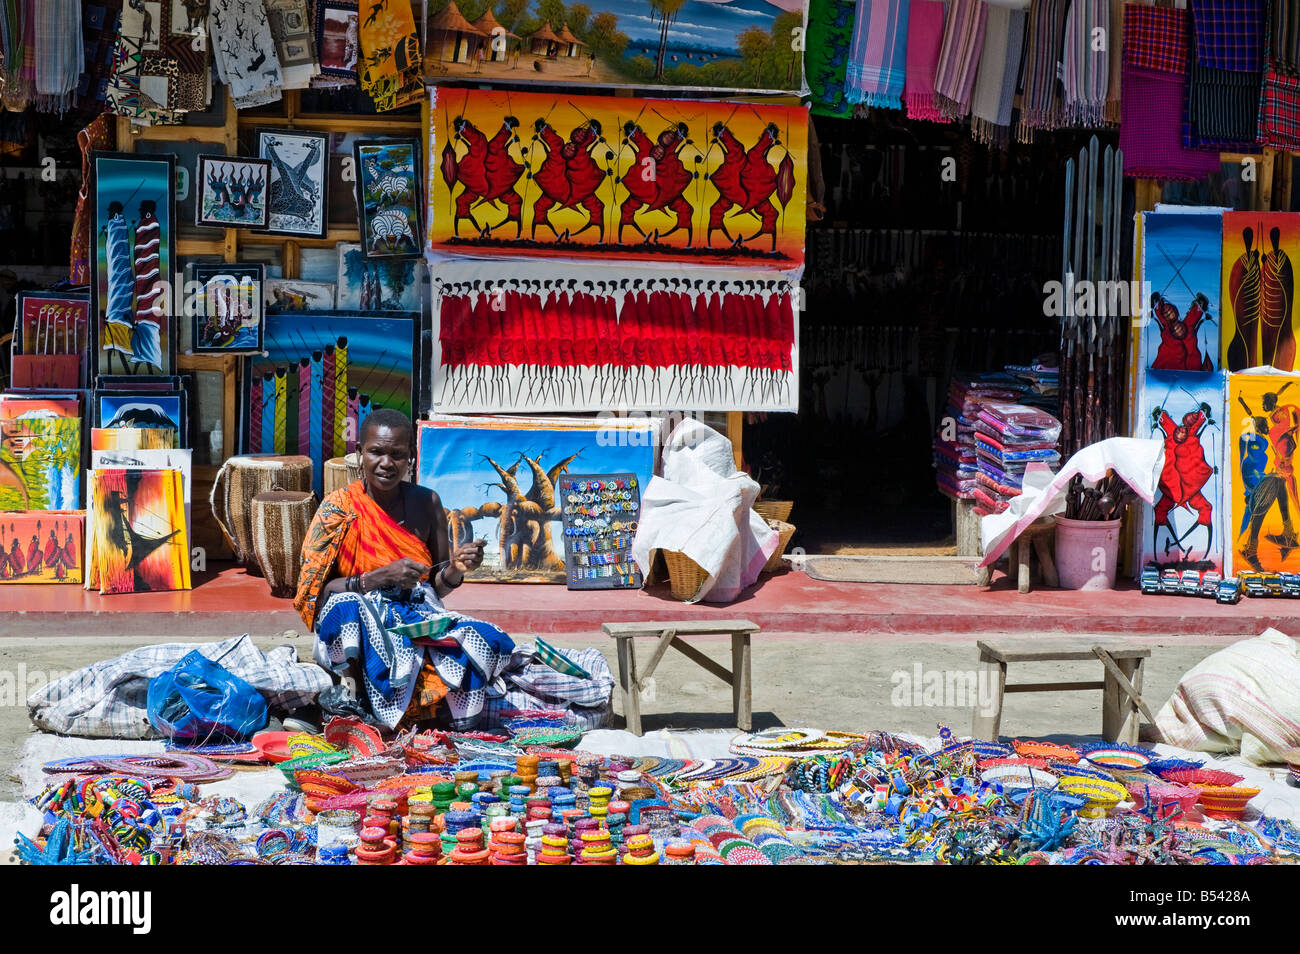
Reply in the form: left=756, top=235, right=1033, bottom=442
left=366, top=557, right=429, bottom=590
left=451, top=539, right=486, bottom=574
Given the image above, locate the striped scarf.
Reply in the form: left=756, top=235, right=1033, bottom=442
left=971, top=3, right=1028, bottom=147
left=1062, top=0, right=1109, bottom=126
left=904, top=0, right=947, bottom=121
left=933, top=0, right=988, bottom=119
left=847, top=0, right=912, bottom=109
left=1105, top=0, right=1123, bottom=122
left=33, top=0, right=81, bottom=114
left=1273, top=0, right=1300, bottom=74
left=1016, top=0, right=1068, bottom=140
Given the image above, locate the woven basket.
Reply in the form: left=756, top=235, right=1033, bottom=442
left=754, top=499, right=793, bottom=523
left=210, top=455, right=313, bottom=570
left=663, top=549, right=708, bottom=601
left=251, top=491, right=318, bottom=598
left=763, top=519, right=796, bottom=573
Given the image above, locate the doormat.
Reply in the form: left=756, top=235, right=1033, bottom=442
left=799, top=555, right=987, bottom=585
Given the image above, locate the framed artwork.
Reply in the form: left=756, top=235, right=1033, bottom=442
left=354, top=138, right=423, bottom=259
left=245, top=311, right=418, bottom=490
left=1227, top=371, right=1300, bottom=574
left=96, top=390, right=184, bottom=441
left=91, top=447, right=193, bottom=544
left=135, top=139, right=225, bottom=239
left=90, top=152, right=177, bottom=377
left=1140, top=211, right=1221, bottom=373
left=13, top=292, right=90, bottom=389
left=0, top=398, right=82, bottom=511
left=314, top=0, right=360, bottom=82
left=0, top=512, right=84, bottom=584
left=265, top=278, right=336, bottom=312
left=421, top=0, right=806, bottom=96
left=257, top=129, right=329, bottom=238
left=335, top=242, right=422, bottom=310
left=91, top=427, right=179, bottom=451
left=85, top=468, right=191, bottom=594
left=195, top=155, right=272, bottom=229
left=429, top=87, right=808, bottom=268
left=190, top=263, right=265, bottom=353
left=416, top=415, right=658, bottom=583
left=1222, top=211, right=1300, bottom=372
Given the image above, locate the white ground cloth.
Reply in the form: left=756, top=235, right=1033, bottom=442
left=631, top=419, right=777, bottom=603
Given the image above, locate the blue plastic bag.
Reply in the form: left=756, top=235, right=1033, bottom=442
left=147, top=650, right=268, bottom=740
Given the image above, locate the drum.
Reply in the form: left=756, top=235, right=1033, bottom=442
left=251, top=491, right=318, bottom=598
left=210, top=455, right=313, bottom=571
left=323, top=453, right=364, bottom=497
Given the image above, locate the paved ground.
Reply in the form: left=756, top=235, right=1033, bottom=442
left=0, top=630, right=1249, bottom=802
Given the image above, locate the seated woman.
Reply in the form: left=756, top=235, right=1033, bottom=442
left=294, top=409, right=513, bottom=731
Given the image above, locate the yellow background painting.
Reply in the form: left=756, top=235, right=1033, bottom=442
left=429, top=86, right=807, bottom=267
left=86, top=469, right=190, bottom=594
left=1221, top=212, right=1300, bottom=372
left=1228, top=372, right=1300, bottom=573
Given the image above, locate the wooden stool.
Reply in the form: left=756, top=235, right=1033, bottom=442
left=601, top=620, right=759, bottom=737
left=970, top=638, right=1156, bottom=744
left=1012, top=516, right=1058, bottom=594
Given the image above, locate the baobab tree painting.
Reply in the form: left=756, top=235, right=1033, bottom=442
left=417, top=416, right=658, bottom=582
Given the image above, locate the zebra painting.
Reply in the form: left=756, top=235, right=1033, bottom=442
left=354, top=138, right=422, bottom=259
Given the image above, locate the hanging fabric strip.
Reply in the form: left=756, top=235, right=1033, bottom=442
left=429, top=260, right=801, bottom=414
left=210, top=0, right=284, bottom=110
left=808, top=0, right=857, bottom=117
left=933, top=0, right=988, bottom=120
left=310, top=0, right=359, bottom=89
left=846, top=0, right=912, bottom=109
left=75, top=0, right=124, bottom=116
left=0, top=0, right=31, bottom=112
left=1121, top=65, right=1223, bottom=180
left=358, top=0, right=422, bottom=111
left=266, top=0, right=320, bottom=89
left=1273, top=0, right=1300, bottom=74
left=1015, top=0, right=1068, bottom=141
left=1061, top=0, right=1109, bottom=126
left=970, top=2, right=1027, bottom=146
left=1259, top=64, right=1300, bottom=149
left=904, top=0, right=946, bottom=121
left=105, top=1, right=181, bottom=124
left=1104, top=0, right=1123, bottom=122
left=33, top=0, right=81, bottom=114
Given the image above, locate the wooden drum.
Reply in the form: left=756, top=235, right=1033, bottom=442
left=210, top=455, right=313, bottom=570
left=251, top=491, right=318, bottom=598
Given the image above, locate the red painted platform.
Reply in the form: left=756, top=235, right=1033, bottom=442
left=2, top=563, right=1298, bottom=639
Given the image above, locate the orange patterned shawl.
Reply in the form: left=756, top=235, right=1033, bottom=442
left=294, top=480, right=433, bottom=630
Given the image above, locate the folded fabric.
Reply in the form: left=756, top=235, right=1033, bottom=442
left=1189, top=0, right=1266, bottom=72
left=904, top=0, right=947, bottom=121
left=808, top=0, right=857, bottom=116
left=1121, top=65, right=1224, bottom=180
left=1017, top=0, right=1068, bottom=139
left=970, top=2, right=1027, bottom=145
left=1259, top=63, right=1300, bottom=149
left=1186, top=56, right=1263, bottom=147
left=933, top=0, right=987, bottom=119
left=1123, top=2, right=1189, bottom=74
left=847, top=0, right=912, bottom=109
left=1062, top=0, right=1110, bottom=126
left=1273, top=0, right=1300, bottom=74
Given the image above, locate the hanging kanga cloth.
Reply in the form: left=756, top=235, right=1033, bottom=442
left=903, top=0, right=946, bottom=121
left=970, top=2, right=1027, bottom=146
left=358, top=0, right=422, bottom=111
left=69, top=113, right=115, bottom=286
left=32, top=0, right=81, bottom=114
left=210, top=0, right=284, bottom=109
left=1061, top=0, right=1109, bottom=126
left=105, top=0, right=181, bottom=124
left=266, top=0, right=320, bottom=89
left=310, top=0, right=360, bottom=89
left=846, top=0, right=912, bottom=109
left=73, top=0, right=123, bottom=117
left=933, top=0, right=987, bottom=119
left=807, top=0, right=857, bottom=117
left=1015, top=0, right=1068, bottom=141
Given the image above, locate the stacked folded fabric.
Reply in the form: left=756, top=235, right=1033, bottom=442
left=934, top=374, right=1022, bottom=502
left=971, top=402, right=1062, bottom=514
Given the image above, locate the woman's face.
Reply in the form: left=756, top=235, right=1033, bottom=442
left=361, top=424, right=411, bottom=493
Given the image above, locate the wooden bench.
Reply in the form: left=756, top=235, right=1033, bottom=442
left=602, top=620, right=759, bottom=737
left=970, top=638, right=1156, bottom=744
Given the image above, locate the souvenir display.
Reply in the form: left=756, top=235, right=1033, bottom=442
left=195, top=156, right=272, bottom=229
left=0, top=512, right=83, bottom=584
left=136, top=140, right=226, bottom=240
left=416, top=416, right=658, bottom=583
left=354, top=138, right=422, bottom=259
left=246, top=312, right=418, bottom=491
left=190, top=264, right=266, bottom=353
left=560, top=473, right=642, bottom=590
left=0, top=396, right=83, bottom=511
left=422, top=0, right=806, bottom=96
left=85, top=467, right=191, bottom=594
left=90, top=153, right=177, bottom=377
left=430, top=86, right=808, bottom=269
left=258, top=129, right=329, bottom=238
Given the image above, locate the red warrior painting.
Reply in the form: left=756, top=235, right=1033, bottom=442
left=618, top=120, right=697, bottom=245
left=1150, top=291, right=1214, bottom=371
left=1261, top=226, right=1296, bottom=370
left=706, top=121, right=792, bottom=252
left=441, top=116, right=525, bottom=238
left=1151, top=402, right=1217, bottom=555
left=530, top=118, right=609, bottom=242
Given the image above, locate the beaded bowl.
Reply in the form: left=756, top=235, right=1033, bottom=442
left=1192, top=784, right=1261, bottom=820
left=1083, top=748, right=1152, bottom=775
left=979, top=764, right=1056, bottom=789
left=1056, top=775, right=1129, bottom=818
left=1124, top=780, right=1200, bottom=818
left=1012, top=740, right=1081, bottom=763
left=1160, top=767, right=1246, bottom=788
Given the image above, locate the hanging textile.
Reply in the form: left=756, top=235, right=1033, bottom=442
left=1120, top=3, right=1221, bottom=180
left=1061, top=0, right=1109, bottom=126
left=1105, top=0, right=1124, bottom=122
left=0, top=1, right=19, bottom=108
left=970, top=2, right=1027, bottom=146
left=1259, top=65, right=1300, bottom=149
left=1190, top=0, right=1266, bottom=71
left=69, top=114, right=115, bottom=286
left=933, top=0, right=987, bottom=120
left=358, top=0, right=422, bottom=112
left=1273, top=0, right=1300, bottom=74
left=0, top=0, right=32, bottom=112
left=266, top=0, right=320, bottom=89
left=431, top=262, right=800, bottom=414
left=808, top=0, right=857, bottom=117
left=1015, top=0, right=1068, bottom=141
left=105, top=1, right=178, bottom=124
left=1187, top=0, right=1265, bottom=149
left=32, top=0, right=80, bottom=114
left=310, top=0, right=359, bottom=89
left=74, top=0, right=124, bottom=116
left=846, top=0, right=912, bottom=109
left=210, top=0, right=284, bottom=110
left=903, top=0, right=946, bottom=121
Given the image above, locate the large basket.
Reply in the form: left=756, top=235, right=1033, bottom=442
left=663, top=549, right=708, bottom=601
left=754, top=499, right=793, bottom=523
left=210, top=455, right=313, bottom=569
left=762, top=519, right=796, bottom=573
left=251, top=491, right=318, bottom=597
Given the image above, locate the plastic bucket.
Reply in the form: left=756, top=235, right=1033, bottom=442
left=1054, top=516, right=1122, bottom=590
